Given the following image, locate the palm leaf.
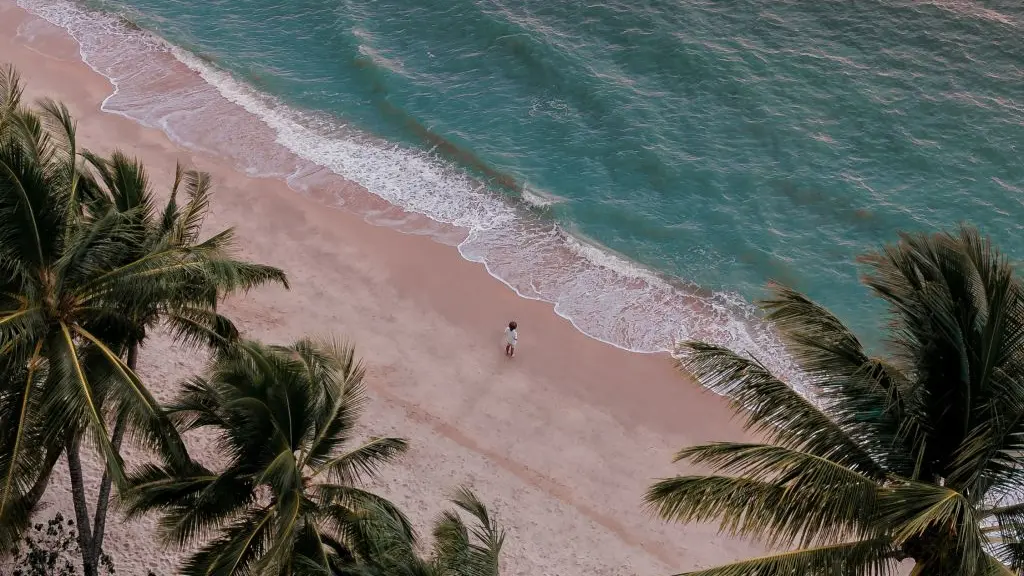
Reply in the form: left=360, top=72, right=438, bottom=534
left=163, top=306, right=239, bottom=351
left=0, top=345, right=46, bottom=550
left=318, top=483, right=416, bottom=545
left=72, top=324, right=188, bottom=468
left=171, top=169, right=212, bottom=246
left=677, top=342, right=885, bottom=478
left=879, top=481, right=987, bottom=575
left=646, top=472, right=876, bottom=550
left=312, top=437, right=409, bottom=485
left=760, top=284, right=909, bottom=471
left=669, top=539, right=897, bottom=576
left=45, top=324, right=125, bottom=488
left=156, top=163, right=184, bottom=240
left=0, top=64, right=24, bottom=130
left=670, top=442, right=881, bottom=544
left=434, top=487, right=504, bottom=576
left=178, top=505, right=277, bottom=576
left=35, top=99, right=81, bottom=212
left=0, top=135, right=63, bottom=270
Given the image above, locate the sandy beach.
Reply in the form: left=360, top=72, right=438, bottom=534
left=0, top=2, right=761, bottom=574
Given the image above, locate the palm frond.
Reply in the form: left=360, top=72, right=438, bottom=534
left=312, top=437, right=410, bottom=485
left=860, top=226, right=1024, bottom=488
left=284, top=335, right=361, bottom=409
left=128, top=464, right=256, bottom=550
left=320, top=498, right=418, bottom=572
left=677, top=342, right=885, bottom=478
left=156, top=163, right=184, bottom=240
left=163, top=306, right=239, bottom=351
left=178, top=505, right=277, bottom=576
left=0, top=64, right=24, bottom=130
left=165, top=375, right=227, bottom=432
left=433, top=487, right=505, bottom=576
left=0, top=134, right=64, bottom=270
left=250, top=490, right=304, bottom=575
left=985, top=555, right=1018, bottom=576
left=34, top=99, right=81, bottom=211
left=879, top=481, right=987, bottom=575
left=646, top=472, right=877, bottom=550
left=670, top=442, right=880, bottom=544
left=987, top=502, right=1024, bottom=572
left=669, top=539, right=897, bottom=576
left=0, top=347, right=46, bottom=550
left=171, top=168, right=212, bottom=246
left=44, top=324, right=125, bottom=488
left=301, top=346, right=370, bottom=468
left=760, top=284, right=909, bottom=471
left=131, top=336, right=408, bottom=573
left=72, top=324, right=188, bottom=468
left=318, top=484, right=416, bottom=545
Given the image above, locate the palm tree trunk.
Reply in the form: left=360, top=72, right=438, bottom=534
left=66, top=436, right=98, bottom=576
left=87, top=413, right=126, bottom=571
left=85, top=341, right=137, bottom=573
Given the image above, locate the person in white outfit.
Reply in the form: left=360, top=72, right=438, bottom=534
left=504, top=321, right=518, bottom=357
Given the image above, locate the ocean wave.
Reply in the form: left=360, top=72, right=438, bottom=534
left=15, top=0, right=811, bottom=395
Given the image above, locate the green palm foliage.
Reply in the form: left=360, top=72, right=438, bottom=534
left=0, top=65, right=182, bottom=548
left=78, top=150, right=288, bottom=358
left=121, top=338, right=411, bottom=576
left=71, top=148, right=287, bottom=574
left=646, top=227, right=1024, bottom=576
left=423, top=487, right=505, bottom=576
left=341, top=486, right=506, bottom=576
left=0, top=61, right=286, bottom=562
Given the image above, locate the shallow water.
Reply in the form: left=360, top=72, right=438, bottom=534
left=17, top=0, right=1024, bottom=374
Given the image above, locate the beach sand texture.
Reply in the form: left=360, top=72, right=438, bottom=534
left=0, top=2, right=763, bottom=574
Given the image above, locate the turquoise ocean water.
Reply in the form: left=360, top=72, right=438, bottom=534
left=15, top=0, right=1024, bottom=375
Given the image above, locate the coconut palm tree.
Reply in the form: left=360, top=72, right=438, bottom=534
left=0, top=63, right=285, bottom=575
left=69, top=151, right=288, bottom=573
left=342, top=486, right=505, bottom=576
left=121, top=338, right=410, bottom=576
left=0, top=70, right=184, bottom=556
left=646, top=226, right=1024, bottom=576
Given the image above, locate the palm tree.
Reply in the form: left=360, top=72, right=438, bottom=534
left=0, top=63, right=285, bottom=575
left=121, top=338, right=410, bottom=576
left=0, top=67, right=180, bottom=554
left=343, top=486, right=505, bottom=576
left=646, top=226, right=1024, bottom=576
left=70, top=151, right=288, bottom=573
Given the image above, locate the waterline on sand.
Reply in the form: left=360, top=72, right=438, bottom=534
left=16, top=0, right=810, bottom=394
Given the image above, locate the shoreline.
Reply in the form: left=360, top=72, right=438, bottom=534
left=1, top=2, right=762, bottom=575
left=12, top=0, right=805, bottom=373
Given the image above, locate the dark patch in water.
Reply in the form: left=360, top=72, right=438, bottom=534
left=373, top=98, right=522, bottom=193
left=115, top=14, right=143, bottom=32
left=772, top=177, right=883, bottom=232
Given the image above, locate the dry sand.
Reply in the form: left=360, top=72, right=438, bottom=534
left=0, top=3, right=763, bottom=574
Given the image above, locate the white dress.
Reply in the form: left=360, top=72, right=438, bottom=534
left=504, top=327, right=518, bottom=346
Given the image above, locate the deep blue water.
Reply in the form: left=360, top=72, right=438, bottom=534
left=26, top=0, right=1024, bottom=349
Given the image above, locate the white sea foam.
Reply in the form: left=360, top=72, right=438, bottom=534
left=520, top=185, right=563, bottom=208
left=16, top=0, right=812, bottom=395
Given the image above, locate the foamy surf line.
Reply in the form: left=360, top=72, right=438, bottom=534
left=15, top=0, right=811, bottom=394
